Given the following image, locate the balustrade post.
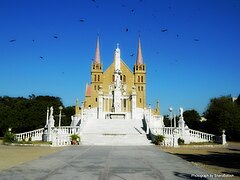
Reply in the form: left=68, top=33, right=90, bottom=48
left=222, top=130, right=227, bottom=145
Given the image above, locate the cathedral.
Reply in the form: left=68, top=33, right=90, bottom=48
left=16, top=37, right=223, bottom=147
left=73, top=37, right=159, bottom=123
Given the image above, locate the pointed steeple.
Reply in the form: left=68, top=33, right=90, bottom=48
left=75, top=98, right=80, bottom=115
left=85, top=83, right=92, bottom=97
left=136, top=37, right=143, bottom=65
left=94, top=36, right=100, bottom=64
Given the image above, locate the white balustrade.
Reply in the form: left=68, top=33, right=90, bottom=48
left=52, top=126, right=82, bottom=146
left=16, top=128, right=44, bottom=141
left=149, top=126, right=217, bottom=144
left=189, top=129, right=215, bottom=142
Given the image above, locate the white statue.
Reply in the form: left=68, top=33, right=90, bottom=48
left=179, top=107, right=183, bottom=118
left=50, top=106, right=54, bottom=117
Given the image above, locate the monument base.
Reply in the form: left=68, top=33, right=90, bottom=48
left=106, top=112, right=126, bottom=119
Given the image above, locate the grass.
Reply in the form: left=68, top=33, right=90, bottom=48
left=0, top=140, right=64, bottom=171
left=162, top=141, right=240, bottom=179
left=188, top=142, right=221, bottom=145
left=3, top=140, right=52, bottom=146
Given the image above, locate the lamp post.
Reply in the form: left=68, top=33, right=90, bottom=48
left=173, top=112, right=176, bottom=128
left=168, top=107, right=173, bottom=128
left=58, top=106, right=63, bottom=127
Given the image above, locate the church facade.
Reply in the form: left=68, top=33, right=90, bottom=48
left=75, top=37, right=152, bottom=120
left=15, top=37, right=223, bottom=147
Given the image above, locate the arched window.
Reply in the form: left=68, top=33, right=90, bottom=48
left=141, top=86, right=143, bottom=91
left=143, top=65, right=145, bottom=71
left=138, top=76, right=140, bottom=82
left=140, top=98, right=142, bottom=103
left=94, top=85, right=96, bottom=90
left=94, top=75, right=96, bottom=81
left=98, top=75, right=100, bottom=81
left=96, top=98, right=98, bottom=102
left=138, top=86, right=140, bottom=91
left=120, top=75, right=122, bottom=80
left=123, top=75, right=126, bottom=82
left=141, top=76, right=143, bottom=82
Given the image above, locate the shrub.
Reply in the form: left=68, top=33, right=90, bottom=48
left=70, top=134, right=80, bottom=141
left=154, top=134, right=164, bottom=145
left=178, top=138, right=184, bottom=145
left=3, top=131, right=17, bottom=143
left=70, top=134, right=80, bottom=145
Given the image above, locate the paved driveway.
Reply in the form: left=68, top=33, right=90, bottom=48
left=0, top=146, right=211, bottom=180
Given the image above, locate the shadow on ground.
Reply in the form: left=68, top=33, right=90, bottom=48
left=174, top=150, right=240, bottom=177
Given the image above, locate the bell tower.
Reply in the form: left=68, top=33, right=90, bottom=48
left=134, top=37, right=146, bottom=109
left=90, top=36, right=103, bottom=107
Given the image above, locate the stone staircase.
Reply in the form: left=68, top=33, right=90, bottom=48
left=81, top=118, right=152, bottom=145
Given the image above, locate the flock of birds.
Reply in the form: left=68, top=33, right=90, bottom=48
left=8, top=35, right=60, bottom=60
left=7, top=0, right=200, bottom=61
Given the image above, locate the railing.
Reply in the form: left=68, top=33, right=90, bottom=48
left=150, top=127, right=217, bottom=143
left=189, top=129, right=215, bottom=142
left=52, top=126, right=82, bottom=146
left=53, top=133, right=71, bottom=146
left=56, top=126, right=81, bottom=134
left=16, top=128, right=44, bottom=141
left=150, top=127, right=178, bottom=136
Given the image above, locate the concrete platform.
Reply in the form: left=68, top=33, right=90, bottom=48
left=0, top=146, right=213, bottom=180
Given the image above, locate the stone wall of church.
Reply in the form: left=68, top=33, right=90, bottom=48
left=102, top=60, right=134, bottom=95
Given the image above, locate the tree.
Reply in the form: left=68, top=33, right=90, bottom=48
left=183, top=109, right=201, bottom=130
left=0, top=95, right=68, bottom=136
left=163, top=115, right=170, bottom=127
left=61, top=106, right=75, bottom=126
left=204, top=96, right=240, bottom=141
left=236, top=94, right=240, bottom=106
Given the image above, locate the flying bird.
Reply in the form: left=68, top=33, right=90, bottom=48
left=9, top=39, right=16, bottom=42
left=40, top=56, right=43, bottom=59
left=126, top=28, right=129, bottom=32
left=161, top=29, right=168, bottom=32
left=130, top=53, right=134, bottom=57
left=79, top=19, right=85, bottom=22
left=53, top=35, right=58, bottom=39
left=194, top=39, right=199, bottom=41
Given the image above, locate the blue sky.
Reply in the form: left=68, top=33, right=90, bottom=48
left=0, top=0, right=240, bottom=115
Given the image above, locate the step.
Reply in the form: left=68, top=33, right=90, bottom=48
left=82, top=118, right=145, bottom=134
left=80, top=118, right=151, bottom=145
left=81, top=133, right=152, bottom=146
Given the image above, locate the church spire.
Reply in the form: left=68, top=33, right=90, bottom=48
left=136, top=37, right=143, bottom=65
left=94, top=36, right=100, bottom=64
left=75, top=98, right=80, bottom=115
